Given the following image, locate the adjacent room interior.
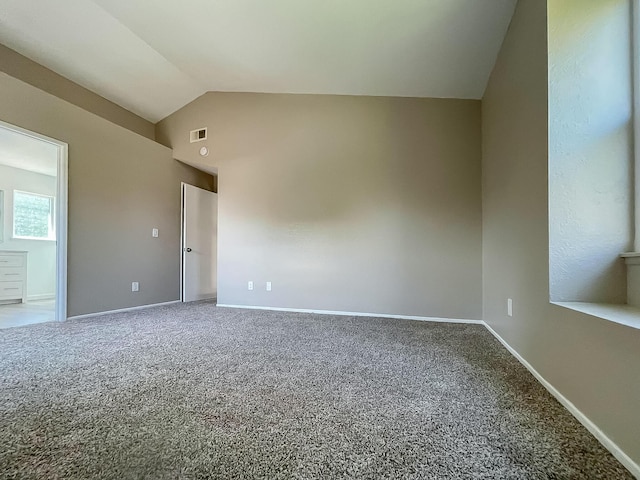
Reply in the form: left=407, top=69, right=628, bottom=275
left=0, top=0, right=638, bottom=478
left=0, top=125, right=62, bottom=328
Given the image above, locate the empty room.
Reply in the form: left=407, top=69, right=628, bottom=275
left=0, top=0, right=638, bottom=478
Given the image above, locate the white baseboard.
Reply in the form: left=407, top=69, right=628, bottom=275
left=67, top=300, right=180, bottom=321
left=216, top=303, right=483, bottom=325
left=27, top=294, right=55, bottom=302
left=483, top=322, right=640, bottom=479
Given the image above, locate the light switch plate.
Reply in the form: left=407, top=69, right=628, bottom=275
left=152, top=228, right=159, bottom=238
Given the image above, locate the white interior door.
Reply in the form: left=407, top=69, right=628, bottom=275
left=182, top=183, right=217, bottom=302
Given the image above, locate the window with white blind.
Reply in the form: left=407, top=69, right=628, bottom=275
left=12, top=190, right=55, bottom=241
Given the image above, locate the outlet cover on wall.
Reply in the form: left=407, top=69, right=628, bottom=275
left=507, top=298, right=513, bottom=317
left=132, top=282, right=140, bottom=292
left=248, top=281, right=254, bottom=291
left=152, top=228, right=159, bottom=238
left=266, top=281, right=272, bottom=291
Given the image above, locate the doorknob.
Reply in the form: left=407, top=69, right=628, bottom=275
left=186, top=248, right=192, bottom=252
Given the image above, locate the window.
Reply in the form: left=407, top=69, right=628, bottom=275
left=13, top=190, right=55, bottom=240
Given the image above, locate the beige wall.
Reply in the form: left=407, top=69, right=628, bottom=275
left=157, top=93, right=482, bottom=319
left=0, top=72, right=213, bottom=316
left=0, top=44, right=155, bottom=140
left=482, top=0, right=640, bottom=467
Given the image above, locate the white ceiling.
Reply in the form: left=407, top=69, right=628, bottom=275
left=0, top=126, right=58, bottom=177
left=0, top=0, right=516, bottom=123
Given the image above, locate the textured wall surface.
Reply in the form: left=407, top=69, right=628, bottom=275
left=483, top=0, right=640, bottom=467
left=548, top=0, right=633, bottom=303
left=157, top=93, right=483, bottom=319
left=0, top=73, right=213, bottom=316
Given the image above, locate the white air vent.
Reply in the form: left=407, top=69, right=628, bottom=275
left=189, top=127, right=207, bottom=143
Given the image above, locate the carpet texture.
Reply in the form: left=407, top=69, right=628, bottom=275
left=0, top=302, right=633, bottom=479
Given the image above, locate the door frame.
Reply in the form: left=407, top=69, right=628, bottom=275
left=180, top=182, right=187, bottom=302
left=0, top=120, right=68, bottom=321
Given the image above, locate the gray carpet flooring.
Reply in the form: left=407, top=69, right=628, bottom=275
left=0, top=302, right=633, bottom=479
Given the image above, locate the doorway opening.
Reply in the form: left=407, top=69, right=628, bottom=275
left=180, top=182, right=218, bottom=303
left=0, top=121, right=68, bottom=328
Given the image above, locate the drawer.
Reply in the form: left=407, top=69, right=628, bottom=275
left=0, top=267, right=25, bottom=281
left=0, top=255, right=24, bottom=268
left=0, top=281, right=23, bottom=299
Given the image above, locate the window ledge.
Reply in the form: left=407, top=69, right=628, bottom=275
left=11, top=236, right=56, bottom=242
left=552, top=302, right=640, bottom=329
left=620, top=252, right=640, bottom=264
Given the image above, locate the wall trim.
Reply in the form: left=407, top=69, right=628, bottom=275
left=27, top=294, right=55, bottom=302
left=483, top=322, right=640, bottom=479
left=216, top=304, right=483, bottom=324
left=67, top=300, right=180, bottom=321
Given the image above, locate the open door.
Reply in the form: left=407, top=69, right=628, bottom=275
left=181, top=183, right=217, bottom=302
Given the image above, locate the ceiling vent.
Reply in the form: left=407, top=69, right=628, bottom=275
left=189, top=127, right=207, bottom=143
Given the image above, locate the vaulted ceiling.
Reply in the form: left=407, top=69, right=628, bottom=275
left=0, top=0, right=517, bottom=123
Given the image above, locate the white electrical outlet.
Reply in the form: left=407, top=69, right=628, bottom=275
left=248, top=281, right=254, bottom=291
left=507, top=298, right=513, bottom=317
left=132, top=282, right=139, bottom=292
left=266, top=281, right=272, bottom=291
left=152, top=228, right=159, bottom=238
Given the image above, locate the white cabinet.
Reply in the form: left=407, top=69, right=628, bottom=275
left=0, top=251, right=27, bottom=303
